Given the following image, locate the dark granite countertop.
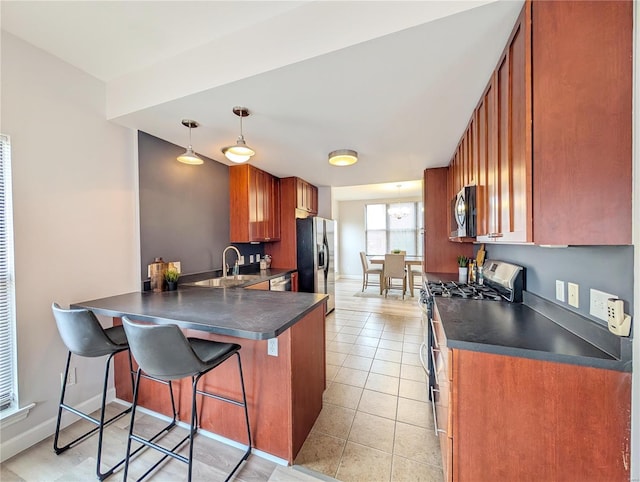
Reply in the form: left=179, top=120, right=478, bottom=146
left=72, top=286, right=327, bottom=340
left=425, top=273, right=630, bottom=372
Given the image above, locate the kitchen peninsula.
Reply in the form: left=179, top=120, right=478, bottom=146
left=72, top=286, right=328, bottom=463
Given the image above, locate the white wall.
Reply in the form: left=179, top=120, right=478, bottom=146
left=337, top=197, right=421, bottom=278
left=0, top=32, right=139, bottom=460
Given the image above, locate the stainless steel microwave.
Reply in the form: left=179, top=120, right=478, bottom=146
left=450, top=185, right=477, bottom=238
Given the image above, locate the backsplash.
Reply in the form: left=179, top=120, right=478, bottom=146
left=477, top=244, right=634, bottom=326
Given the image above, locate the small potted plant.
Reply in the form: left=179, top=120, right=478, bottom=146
left=164, top=268, right=180, bottom=291
left=457, top=255, right=469, bottom=283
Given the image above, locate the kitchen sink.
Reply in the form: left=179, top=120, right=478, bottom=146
left=184, top=274, right=263, bottom=288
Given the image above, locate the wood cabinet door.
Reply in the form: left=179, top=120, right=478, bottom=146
left=230, top=164, right=280, bottom=243
left=249, top=167, right=264, bottom=241
left=475, top=96, right=488, bottom=237
left=532, top=0, right=632, bottom=245
left=495, top=12, right=532, bottom=244
left=477, top=76, right=499, bottom=242
left=452, top=350, right=631, bottom=482
left=229, top=165, right=250, bottom=242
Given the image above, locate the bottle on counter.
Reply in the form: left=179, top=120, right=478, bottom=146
left=149, top=257, right=168, bottom=292
left=477, top=266, right=484, bottom=285
left=468, top=260, right=476, bottom=284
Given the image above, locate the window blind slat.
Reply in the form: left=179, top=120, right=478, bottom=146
left=0, top=134, right=16, bottom=412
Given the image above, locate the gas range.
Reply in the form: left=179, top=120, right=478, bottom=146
left=426, top=280, right=504, bottom=301
left=424, top=259, right=525, bottom=303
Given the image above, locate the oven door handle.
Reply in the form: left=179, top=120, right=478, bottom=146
left=430, top=346, right=440, bottom=386
left=430, top=386, right=447, bottom=437
left=419, top=343, right=430, bottom=376
left=430, top=317, right=440, bottom=349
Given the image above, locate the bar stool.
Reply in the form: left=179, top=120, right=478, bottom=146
left=51, top=303, right=135, bottom=480
left=121, top=316, right=252, bottom=482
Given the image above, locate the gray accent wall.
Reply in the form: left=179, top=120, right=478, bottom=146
left=479, top=244, right=634, bottom=325
left=138, top=131, right=231, bottom=279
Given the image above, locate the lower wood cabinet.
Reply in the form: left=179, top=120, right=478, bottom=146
left=439, top=348, right=631, bottom=481
left=112, top=304, right=326, bottom=463
left=432, top=304, right=631, bottom=481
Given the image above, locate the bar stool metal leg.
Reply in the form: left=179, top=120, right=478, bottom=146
left=53, top=349, right=133, bottom=480
left=121, top=318, right=252, bottom=482
left=123, top=369, right=181, bottom=482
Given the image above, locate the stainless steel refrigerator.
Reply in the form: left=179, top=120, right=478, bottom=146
left=296, top=217, right=336, bottom=314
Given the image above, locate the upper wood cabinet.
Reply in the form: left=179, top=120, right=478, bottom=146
left=229, top=164, right=280, bottom=243
left=294, top=178, right=318, bottom=216
left=477, top=9, right=532, bottom=243
left=531, top=0, right=632, bottom=245
left=449, top=0, right=631, bottom=245
left=268, top=177, right=318, bottom=270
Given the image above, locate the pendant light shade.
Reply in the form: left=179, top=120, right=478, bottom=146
left=328, top=149, right=358, bottom=166
left=222, top=107, right=255, bottom=163
left=177, top=120, right=203, bottom=165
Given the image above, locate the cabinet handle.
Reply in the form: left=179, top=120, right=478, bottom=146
left=489, top=232, right=504, bottom=238
left=431, top=346, right=440, bottom=386
left=430, top=386, right=447, bottom=437
left=419, top=343, right=430, bottom=376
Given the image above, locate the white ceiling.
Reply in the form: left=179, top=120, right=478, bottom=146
left=1, top=0, right=524, bottom=200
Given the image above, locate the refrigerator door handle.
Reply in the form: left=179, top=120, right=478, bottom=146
left=323, top=240, right=330, bottom=275
left=318, top=244, right=325, bottom=269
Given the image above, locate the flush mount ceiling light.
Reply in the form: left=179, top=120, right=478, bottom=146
left=328, top=149, right=358, bottom=166
left=177, top=119, right=203, bottom=165
left=222, top=106, right=255, bottom=163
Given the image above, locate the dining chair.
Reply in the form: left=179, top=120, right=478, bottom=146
left=383, top=253, right=407, bottom=299
left=359, top=251, right=383, bottom=294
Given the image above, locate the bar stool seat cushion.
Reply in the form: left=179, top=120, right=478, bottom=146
left=104, top=325, right=128, bottom=347
left=123, top=321, right=239, bottom=381
left=189, top=338, right=239, bottom=366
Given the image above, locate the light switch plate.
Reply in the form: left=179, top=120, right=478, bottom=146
left=250, top=255, right=254, bottom=263
left=568, top=282, right=579, bottom=308
left=555, top=280, right=565, bottom=302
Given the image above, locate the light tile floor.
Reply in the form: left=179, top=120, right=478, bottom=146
left=294, top=279, right=444, bottom=482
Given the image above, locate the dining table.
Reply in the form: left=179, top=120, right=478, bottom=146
left=369, top=255, right=423, bottom=296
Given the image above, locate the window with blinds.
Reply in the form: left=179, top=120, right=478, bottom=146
left=365, top=201, right=423, bottom=256
left=0, top=134, right=17, bottom=413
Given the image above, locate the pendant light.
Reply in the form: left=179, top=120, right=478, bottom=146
left=177, top=120, right=203, bottom=165
left=222, top=106, right=255, bottom=163
left=328, top=149, right=358, bottom=166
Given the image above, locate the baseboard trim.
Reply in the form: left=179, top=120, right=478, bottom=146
left=0, top=388, right=116, bottom=463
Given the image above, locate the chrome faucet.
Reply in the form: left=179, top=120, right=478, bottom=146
left=222, top=245, right=241, bottom=278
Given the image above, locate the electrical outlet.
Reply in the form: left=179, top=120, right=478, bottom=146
left=590, top=289, right=616, bottom=321
left=256, top=254, right=261, bottom=262
left=250, top=255, right=254, bottom=263
left=555, top=280, right=565, bottom=302
left=61, top=367, right=76, bottom=386
left=239, top=256, right=245, bottom=265
left=568, top=282, right=579, bottom=308
left=267, top=338, right=278, bottom=357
